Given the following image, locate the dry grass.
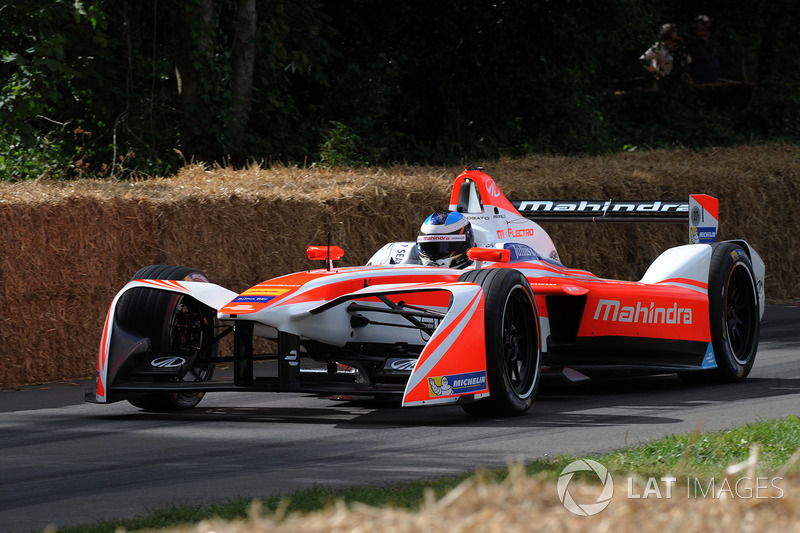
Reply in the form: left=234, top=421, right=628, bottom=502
left=146, top=468, right=800, bottom=533
left=1, top=144, right=798, bottom=387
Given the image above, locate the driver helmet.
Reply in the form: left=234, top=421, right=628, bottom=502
left=417, top=210, right=475, bottom=268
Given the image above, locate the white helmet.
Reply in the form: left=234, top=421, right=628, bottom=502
left=417, top=211, right=475, bottom=268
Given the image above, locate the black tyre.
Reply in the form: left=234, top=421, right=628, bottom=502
left=707, top=243, right=760, bottom=382
left=458, top=268, right=541, bottom=416
left=117, top=265, right=217, bottom=411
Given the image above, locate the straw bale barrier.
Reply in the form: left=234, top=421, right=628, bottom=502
left=1, top=144, right=798, bottom=388
left=141, top=469, right=800, bottom=533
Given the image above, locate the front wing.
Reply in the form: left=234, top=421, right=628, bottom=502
left=88, top=279, right=492, bottom=407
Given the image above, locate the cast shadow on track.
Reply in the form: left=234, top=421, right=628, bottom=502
left=95, top=374, right=800, bottom=431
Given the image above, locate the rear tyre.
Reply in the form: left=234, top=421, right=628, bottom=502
left=117, top=265, right=217, bottom=411
left=458, top=268, right=541, bottom=417
left=679, top=243, right=759, bottom=384
left=707, top=243, right=759, bottom=382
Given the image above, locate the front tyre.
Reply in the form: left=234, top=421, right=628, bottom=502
left=117, top=265, right=218, bottom=411
left=458, top=268, right=541, bottom=417
left=707, top=243, right=760, bottom=382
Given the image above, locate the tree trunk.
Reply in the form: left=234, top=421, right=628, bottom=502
left=176, top=0, right=217, bottom=157
left=230, top=0, right=257, bottom=160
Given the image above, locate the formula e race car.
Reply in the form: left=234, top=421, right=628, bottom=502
left=86, top=165, right=765, bottom=416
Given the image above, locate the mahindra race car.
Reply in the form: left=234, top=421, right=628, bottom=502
left=87, top=165, right=765, bottom=416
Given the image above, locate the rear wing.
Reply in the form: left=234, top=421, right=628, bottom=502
left=510, top=195, right=719, bottom=244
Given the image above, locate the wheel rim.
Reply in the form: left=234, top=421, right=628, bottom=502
left=501, top=286, right=539, bottom=398
left=725, top=263, right=757, bottom=365
left=167, top=296, right=215, bottom=397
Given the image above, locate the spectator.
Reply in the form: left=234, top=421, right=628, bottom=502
left=640, top=23, right=691, bottom=88
left=688, top=14, right=720, bottom=84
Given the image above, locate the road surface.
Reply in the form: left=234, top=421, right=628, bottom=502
left=0, top=305, right=797, bottom=532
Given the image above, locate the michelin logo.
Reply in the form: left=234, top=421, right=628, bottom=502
left=691, top=226, right=717, bottom=244
left=429, top=371, right=488, bottom=397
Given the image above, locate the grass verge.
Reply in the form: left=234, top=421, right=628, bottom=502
left=51, top=416, right=800, bottom=533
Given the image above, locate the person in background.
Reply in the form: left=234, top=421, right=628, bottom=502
left=640, top=23, right=691, bottom=88
left=688, top=14, right=720, bottom=84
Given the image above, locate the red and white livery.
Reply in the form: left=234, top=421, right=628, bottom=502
left=87, top=166, right=765, bottom=416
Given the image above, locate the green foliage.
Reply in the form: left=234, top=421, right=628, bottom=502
left=0, top=0, right=799, bottom=179
left=0, top=130, right=68, bottom=181
left=603, top=416, right=800, bottom=479
left=749, top=75, right=800, bottom=141
left=318, top=121, right=372, bottom=167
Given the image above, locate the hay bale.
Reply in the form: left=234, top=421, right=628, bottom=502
left=136, top=470, right=800, bottom=533
left=0, top=145, right=797, bottom=387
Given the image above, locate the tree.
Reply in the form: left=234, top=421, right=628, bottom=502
left=230, top=0, right=257, bottom=155
left=1, top=0, right=799, bottom=180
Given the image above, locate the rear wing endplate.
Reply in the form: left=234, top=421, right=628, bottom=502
left=511, top=195, right=718, bottom=243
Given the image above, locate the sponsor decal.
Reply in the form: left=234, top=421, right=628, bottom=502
left=593, top=299, right=693, bottom=325
left=428, top=370, right=487, bottom=397
left=391, top=243, right=413, bottom=264
left=241, top=287, right=291, bottom=296
left=690, top=226, right=717, bottom=244
left=233, top=295, right=276, bottom=303
left=563, top=285, right=585, bottom=295
left=417, top=234, right=467, bottom=242
left=226, top=303, right=255, bottom=311
left=504, top=243, right=538, bottom=262
left=701, top=343, right=717, bottom=369
left=233, top=286, right=291, bottom=304
left=519, top=200, right=688, bottom=214
left=388, top=358, right=417, bottom=371
left=485, top=178, right=501, bottom=198
left=505, top=227, right=536, bottom=238
left=151, top=356, right=186, bottom=368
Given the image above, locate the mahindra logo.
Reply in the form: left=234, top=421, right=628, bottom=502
left=390, top=359, right=417, bottom=371
left=151, top=356, right=186, bottom=368
left=593, top=299, right=693, bottom=325
left=518, top=200, right=688, bottom=213
left=485, top=178, right=501, bottom=198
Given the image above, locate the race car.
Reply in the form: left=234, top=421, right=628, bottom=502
left=86, top=165, right=765, bottom=416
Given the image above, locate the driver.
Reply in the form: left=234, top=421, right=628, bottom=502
left=417, top=210, right=475, bottom=268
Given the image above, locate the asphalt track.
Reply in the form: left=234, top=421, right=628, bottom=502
left=1, top=305, right=798, bottom=532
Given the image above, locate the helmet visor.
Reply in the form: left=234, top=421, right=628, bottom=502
left=417, top=234, right=467, bottom=260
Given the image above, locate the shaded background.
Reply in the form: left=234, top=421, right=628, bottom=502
left=1, top=0, right=798, bottom=178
